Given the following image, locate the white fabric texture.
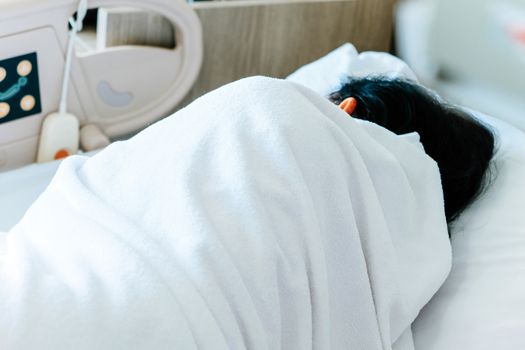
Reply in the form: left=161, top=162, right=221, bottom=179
left=0, top=77, right=451, bottom=349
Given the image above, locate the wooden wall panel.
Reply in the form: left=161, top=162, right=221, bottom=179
left=187, top=0, right=394, bottom=102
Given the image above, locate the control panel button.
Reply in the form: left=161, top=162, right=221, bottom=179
left=0, top=67, right=6, bottom=82
left=17, top=60, right=32, bottom=77
left=0, top=102, right=10, bottom=119
left=54, top=149, right=70, bottom=160
left=20, top=95, right=36, bottom=112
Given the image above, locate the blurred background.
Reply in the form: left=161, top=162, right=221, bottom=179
left=395, top=0, right=525, bottom=130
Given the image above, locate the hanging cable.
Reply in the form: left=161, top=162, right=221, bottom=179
left=37, top=0, right=89, bottom=163
left=59, top=0, right=88, bottom=114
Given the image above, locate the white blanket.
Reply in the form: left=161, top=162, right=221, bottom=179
left=0, top=77, right=451, bottom=350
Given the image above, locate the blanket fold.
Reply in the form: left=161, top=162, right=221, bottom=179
left=1, top=77, right=450, bottom=350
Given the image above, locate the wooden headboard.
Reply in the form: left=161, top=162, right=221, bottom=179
left=100, top=0, right=395, bottom=104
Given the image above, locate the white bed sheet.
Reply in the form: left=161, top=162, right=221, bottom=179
left=0, top=160, right=62, bottom=231
left=0, top=151, right=98, bottom=231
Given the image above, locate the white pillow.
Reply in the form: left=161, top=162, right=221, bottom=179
left=412, top=112, right=525, bottom=350
left=286, top=43, right=418, bottom=96
left=288, top=45, right=525, bottom=350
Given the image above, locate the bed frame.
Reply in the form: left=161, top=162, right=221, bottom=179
left=100, top=0, right=395, bottom=105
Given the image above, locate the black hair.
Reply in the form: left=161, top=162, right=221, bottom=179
left=329, top=76, right=495, bottom=223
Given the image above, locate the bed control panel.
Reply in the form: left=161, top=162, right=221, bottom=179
left=0, top=53, right=42, bottom=124
left=0, top=0, right=202, bottom=172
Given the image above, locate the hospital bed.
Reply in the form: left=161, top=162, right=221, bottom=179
left=2, top=0, right=525, bottom=348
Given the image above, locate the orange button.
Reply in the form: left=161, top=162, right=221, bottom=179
left=54, top=149, right=70, bottom=160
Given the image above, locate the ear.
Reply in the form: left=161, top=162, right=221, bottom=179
left=339, top=97, right=357, bottom=116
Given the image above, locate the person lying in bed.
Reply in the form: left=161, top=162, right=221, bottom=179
left=0, top=76, right=489, bottom=349
left=329, top=77, right=495, bottom=223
